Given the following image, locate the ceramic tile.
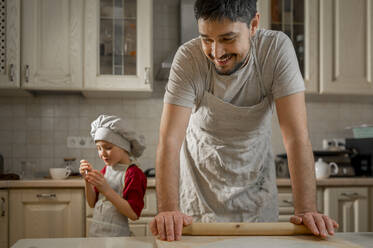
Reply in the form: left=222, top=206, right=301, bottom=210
left=41, top=144, right=54, bottom=158
left=26, top=117, right=41, bottom=130
left=13, top=117, right=27, bottom=131
left=40, top=130, right=55, bottom=144
left=26, top=130, right=41, bottom=144
left=13, top=130, right=26, bottom=144
left=41, top=104, right=54, bottom=117
left=0, top=130, right=13, bottom=143
left=26, top=104, right=41, bottom=117
left=27, top=144, right=41, bottom=158
left=0, top=104, right=13, bottom=117
left=41, top=117, right=54, bottom=131
left=53, top=130, right=68, bottom=145
left=54, top=117, right=69, bottom=131
left=13, top=104, right=26, bottom=117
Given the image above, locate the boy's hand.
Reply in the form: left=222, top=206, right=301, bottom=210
left=85, top=170, right=111, bottom=194
left=80, top=160, right=93, bottom=179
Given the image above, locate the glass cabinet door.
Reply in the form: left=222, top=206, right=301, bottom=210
left=84, top=0, right=152, bottom=92
left=0, top=0, right=20, bottom=88
left=271, top=0, right=304, bottom=76
left=100, top=0, right=137, bottom=76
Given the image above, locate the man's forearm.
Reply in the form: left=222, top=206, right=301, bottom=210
left=286, top=138, right=317, bottom=214
left=155, top=142, right=180, bottom=212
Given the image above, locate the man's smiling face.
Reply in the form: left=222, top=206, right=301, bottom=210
left=198, top=17, right=255, bottom=75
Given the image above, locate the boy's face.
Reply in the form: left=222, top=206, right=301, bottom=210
left=198, top=14, right=259, bottom=75
left=96, top=140, right=128, bottom=166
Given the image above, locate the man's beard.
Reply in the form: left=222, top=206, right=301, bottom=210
left=214, top=52, right=250, bottom=76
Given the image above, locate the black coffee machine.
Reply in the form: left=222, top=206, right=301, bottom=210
left=346, top=138, right=373, bottom=177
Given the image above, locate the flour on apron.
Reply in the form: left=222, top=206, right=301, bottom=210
left=89, top=164, right=131, bottom=237
left=179, top=39, right=279, bottom=223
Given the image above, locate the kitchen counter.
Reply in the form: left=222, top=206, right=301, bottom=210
left=0, top=177, right=156, bottom=188
left=1, top=177, right=372, bottom=189
left=10, top=233, right=373, bottom=248
left=277, top=177, right=373, bottom=186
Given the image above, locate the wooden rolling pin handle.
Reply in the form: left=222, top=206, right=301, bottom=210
left=182, top=222, right=312, bottom=236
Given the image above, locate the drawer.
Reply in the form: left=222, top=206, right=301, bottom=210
left=129, top=217, right=153, bottom=236
left=141, top=188, right=156, bottom=216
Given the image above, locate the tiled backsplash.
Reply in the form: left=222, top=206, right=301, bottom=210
left=1, top=0, right=373, bottom=177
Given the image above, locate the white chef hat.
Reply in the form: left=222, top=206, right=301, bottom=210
left=90, top=114, right=146, bottom=158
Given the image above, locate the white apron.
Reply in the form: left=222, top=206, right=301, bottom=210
left=179, top=39, right=279, bottom=222
left=89, top=164, right=131, bottom=237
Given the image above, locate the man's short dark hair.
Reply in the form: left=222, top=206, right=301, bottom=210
left=194, top=0, right=257, bottom=28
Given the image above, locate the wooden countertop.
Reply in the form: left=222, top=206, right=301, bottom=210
left=1, top=177, right=372, bottom=189
left=0, top=177, right=156, bottom=188
left=10, top=233, right=373, bottom=248
left=277, top=177, right=373, bottom=186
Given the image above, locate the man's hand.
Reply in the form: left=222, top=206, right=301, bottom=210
left=290, top=212, right=339, bottom=238
left=149, top=211, right=193, bottom=241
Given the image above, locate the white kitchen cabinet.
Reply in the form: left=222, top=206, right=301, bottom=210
left=83, top=0, right=153, bottom=96
left=323, top=187, right=368, bottom=232
left=261, top=0, right=373, bottom=95
left=9, top=188, right=85, bottom=247
left=129, top=188, right=156, bottom=236
left=368, top=187, right=373, bottom=232
left=0, top=0, right=20, bottom=89
left=20, top=0, right=84, bottom=90
left=277, top=186, right=323, bottom=222
left=0, top=189, right=8, bottom=248
left=258, top=0, right=318, bottom=94
left=319, top=0, right=373, bottom=95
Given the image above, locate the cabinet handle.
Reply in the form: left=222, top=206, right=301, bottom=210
left=25, top=65, right=30, bottom=83
left=36, top=193, right=56, bottom=199
left=283, top=199, right=293, bottom=205
left=340, top=192, right=359, bottom=198
left=9, top=64, right=15, bottom=82
left=1, top=197, right=5, bottom=217
left=144, top=67, right=151, bottom=84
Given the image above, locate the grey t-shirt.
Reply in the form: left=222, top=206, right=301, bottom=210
left=164, top=29, right=305, bottom=109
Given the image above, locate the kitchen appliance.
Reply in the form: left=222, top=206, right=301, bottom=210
left=63, top=158, right=79, bottom=176
left=346, top=138, right=373, bottom=177
left=276, top=150, right=355, bottom=178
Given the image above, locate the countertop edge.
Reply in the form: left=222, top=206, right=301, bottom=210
left=1, top=177, right=373, bottom=189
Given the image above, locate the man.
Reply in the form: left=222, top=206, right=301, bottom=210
left=150, top=0, right=338, bottom=241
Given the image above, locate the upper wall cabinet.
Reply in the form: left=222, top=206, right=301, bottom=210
left=259, top=0, right=318, bottom=94
left=319, top=0, right=373, bottom=95
left=21, top=0, right=84, bottom=90
left=84, top=0, right=153, bottom=95
left=260, top=0, right=373, bottom=96
left=0, top=0, right=20, bottom=89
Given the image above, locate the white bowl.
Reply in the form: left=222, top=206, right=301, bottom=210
left=49, top=168, right=71, bottom=180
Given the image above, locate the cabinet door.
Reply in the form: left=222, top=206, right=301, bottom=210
left=262, top=0, right=318, bottom=93
left=324, top=187, right=368, bottom=232
left=0, top=0, right=20, bottom=89
left=368, top=187, right=373, bottom=232
left=84, top=0, right=153, bottom=93
left=141, top=188, right=156, bottom=216
left=277, top=187, right=294, bottom=222
left=0, top=190, right=8, bottom=248
left=9, top=188, right=85, bottom=246
left=319, top=0, right=373, bottom=95
left=21, top=0, right=84, bottom=90
left=277, top=187, right=323, bottom=222
left=129, top=216, right=153, bottom=236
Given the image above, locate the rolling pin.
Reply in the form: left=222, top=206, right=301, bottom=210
left=182, top=222, right=312, bottom=236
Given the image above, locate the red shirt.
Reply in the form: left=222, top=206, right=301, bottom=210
left=94, top=164, right=147, bottom=217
